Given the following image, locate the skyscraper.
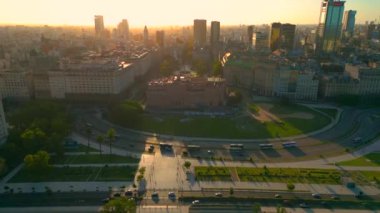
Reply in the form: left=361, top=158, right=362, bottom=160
left=193, top=19, right=207, bottom=48
left=270, top=23, right=281, bottom=51
left=210, top=21, right=220, bottom=47
left=117, top=19, right=129, bottom=40
left=156, top=30, right=165, bottom=48
left=247, top=25, right=254, bottom=46
left=94, top=15, right=105, bottom=36
left=281, top=24, right=296, bottom=51
left=316, top=0, right=345, bottom=54
left=143, top=26, right=149, bottom=46
left=342, top=10, right=356, bottom=36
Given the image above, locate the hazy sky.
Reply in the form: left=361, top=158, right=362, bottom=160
left=0, top=0, right=379, bottom=27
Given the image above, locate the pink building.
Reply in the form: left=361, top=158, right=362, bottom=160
left=146, top=74, right=226, bottom=109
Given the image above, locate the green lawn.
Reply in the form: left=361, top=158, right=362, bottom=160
left=337, top=153, right=380, bottom=167
left=194, top=166, right=342, bottom=184
left=9, top=166, right=137, bottom=183
left=313, top=108, right=338, bottom=119
left=195, top=166, right=232, bottom=181
left=51, top=154, right=139, bottom=164
left=128, top=103, right=331, bottom=139
left=349, top=170, right=380, bottom=186
left=65, top=144, right=98, bottom=153
left=237, top=167, right=342, bottom=184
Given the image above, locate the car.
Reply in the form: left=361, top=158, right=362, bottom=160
left=125, top=190, right=133, bottom=197
left=113, top=193, right=121, bottom=197
left=207, top=150, right=214, bottom=154
left=299, top=203, right=309, bottom=208
left=192, top=200, right=200, bottom=205
left=215, top=192, right=223, bottom=197
left=312, top=193, right=321, bottom=199
left=168, top=192, right=175, bottom=197
left=330, top=195, right=339, bottom=200
left=102, top=198, right=110, bottom=203
left=151, top=192, right=159, bottom=197
left=352, top=137, right=362, bottom=143
left=275, top=194, right=281, bottom=198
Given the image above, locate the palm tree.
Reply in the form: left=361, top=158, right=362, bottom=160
left=85, top=126, right=92, bottom=153
left=106, top=128, right=116, bottom=155
left=96, top=135, right=104, bottom=155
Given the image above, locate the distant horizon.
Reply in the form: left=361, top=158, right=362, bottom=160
left=0, top=0, right=379, bottom=27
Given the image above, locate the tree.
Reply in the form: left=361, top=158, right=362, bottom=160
left=192, top=59, right=208, bottom=76
left=0, top=157, right=6, bottom=177
left=252, top=202, right=261, bottom=213
left=85, top=126, right=92, bottom=153
left=106, top=128, right=116, bottom=155
left=229, top=187, right=234, bottom=195
left=24, top=150, right=50, bottom=172
left=96, top=135, right=105, bottom=155
left=212, top=61, right=223, bottom=77
left=102, top=197, right=136, bottom=213
left=287, top=182, right=295, bottom=191
left=184, top=161, right=191, bottom=169
left=276, top=204, right=287, bottom=213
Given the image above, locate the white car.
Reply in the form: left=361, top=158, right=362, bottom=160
left=215, top=192, right=223, bottom=197
left=168, top=192, right=175, bottom=197
left=192, top=200, right=200, bottom=205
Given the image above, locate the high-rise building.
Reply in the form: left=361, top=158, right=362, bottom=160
left=156, top=30, right=165, bottom=48
left=270, top=23, right=282, bottom=51
left=193, top=19, right=207, bottom=48
left=253, top=32, right=269, bottom=51
left=143, top=26, right=149, bottom=46
left=316, top=0, right=345, bottom=54
left=117, top=19, right=129, bottom=40
left=0, top=98, right=7, bottom=139
left=94, top=15, right=105, bottom=36
left=281, top=24, right=296, bottom=51
left=342, top=10, right=356, bottom=36
left=247, top=25, right=254, bottom=46
left=367, top=22, right=378, bottom=40
left=210, top=21, right=220, bottom=47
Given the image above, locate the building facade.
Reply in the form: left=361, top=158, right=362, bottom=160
left=342, top=10, right=356, bottom=36
left=316, top=0, right=345, bottom=53
left=270, top=23, right=282, bottom=51
left=94, top=15, right=105, bottom=36
left=146, top=74, right=226, bottom=109
left=193, top=19, right=207, bottom=48
left=210, top=21, right=220, bottom=47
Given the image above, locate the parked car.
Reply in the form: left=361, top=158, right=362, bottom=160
left=275, top=194, right=281, bottom=198
left=330, top=195, right=339, bottom=200
left=125, top=190, right=133, bottom=197
left=312, top=193, right=321, bottom=199
left=151, top=192, right=159, bottom=198
left=113, top=193, right=121, bottom=197
left=299, top=203, right=309, bottom=208
left=168, top=192, right=175, bottom=198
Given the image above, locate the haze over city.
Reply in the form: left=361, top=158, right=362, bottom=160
left=0, top=0, right=380, bottom=26
left=1, top=0, right=380, bottom=212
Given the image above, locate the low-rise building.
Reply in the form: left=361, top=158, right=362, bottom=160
left=146, top=73, right=226, bottom=109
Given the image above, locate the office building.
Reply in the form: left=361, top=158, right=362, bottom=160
left=280, top=24, right=296, bottom=51
left=193, top=19, right=207, bottom=48
left=0, top=98, right=7, bottom=139
left=94, top=15, right=105, bottom=36
left=247, top=25, right=254, bottom=46
left=117, top=19, right=129, bottom=40
left=156, top=30, right=165, bottom=48
left=342, top=10, right=356, bottom=36
left=253, top=32, right=269, bottom=51
left=143, top=26, right=149, bottom=46
left=210, top=21, right=220, bottom=47
left=270, top=23, right=282, bottom=51
left=316, top=0, right=345, bottom=53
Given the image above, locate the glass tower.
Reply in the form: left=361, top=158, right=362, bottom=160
left=316, top=0, right=345, bottom=54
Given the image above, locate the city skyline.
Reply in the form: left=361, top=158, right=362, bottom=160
left=0, top=0, right=379, bottom=27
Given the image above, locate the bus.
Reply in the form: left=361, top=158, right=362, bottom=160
left=230, top=144, right=244, bottom=151
left=259, top=144, right=273, bottom=149
left=187, top=145, right=201, bottom=151
left=282, top=141, right=297, bottom=148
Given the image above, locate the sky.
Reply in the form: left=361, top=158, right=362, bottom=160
left=0, top=0, right=379, bottom=27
